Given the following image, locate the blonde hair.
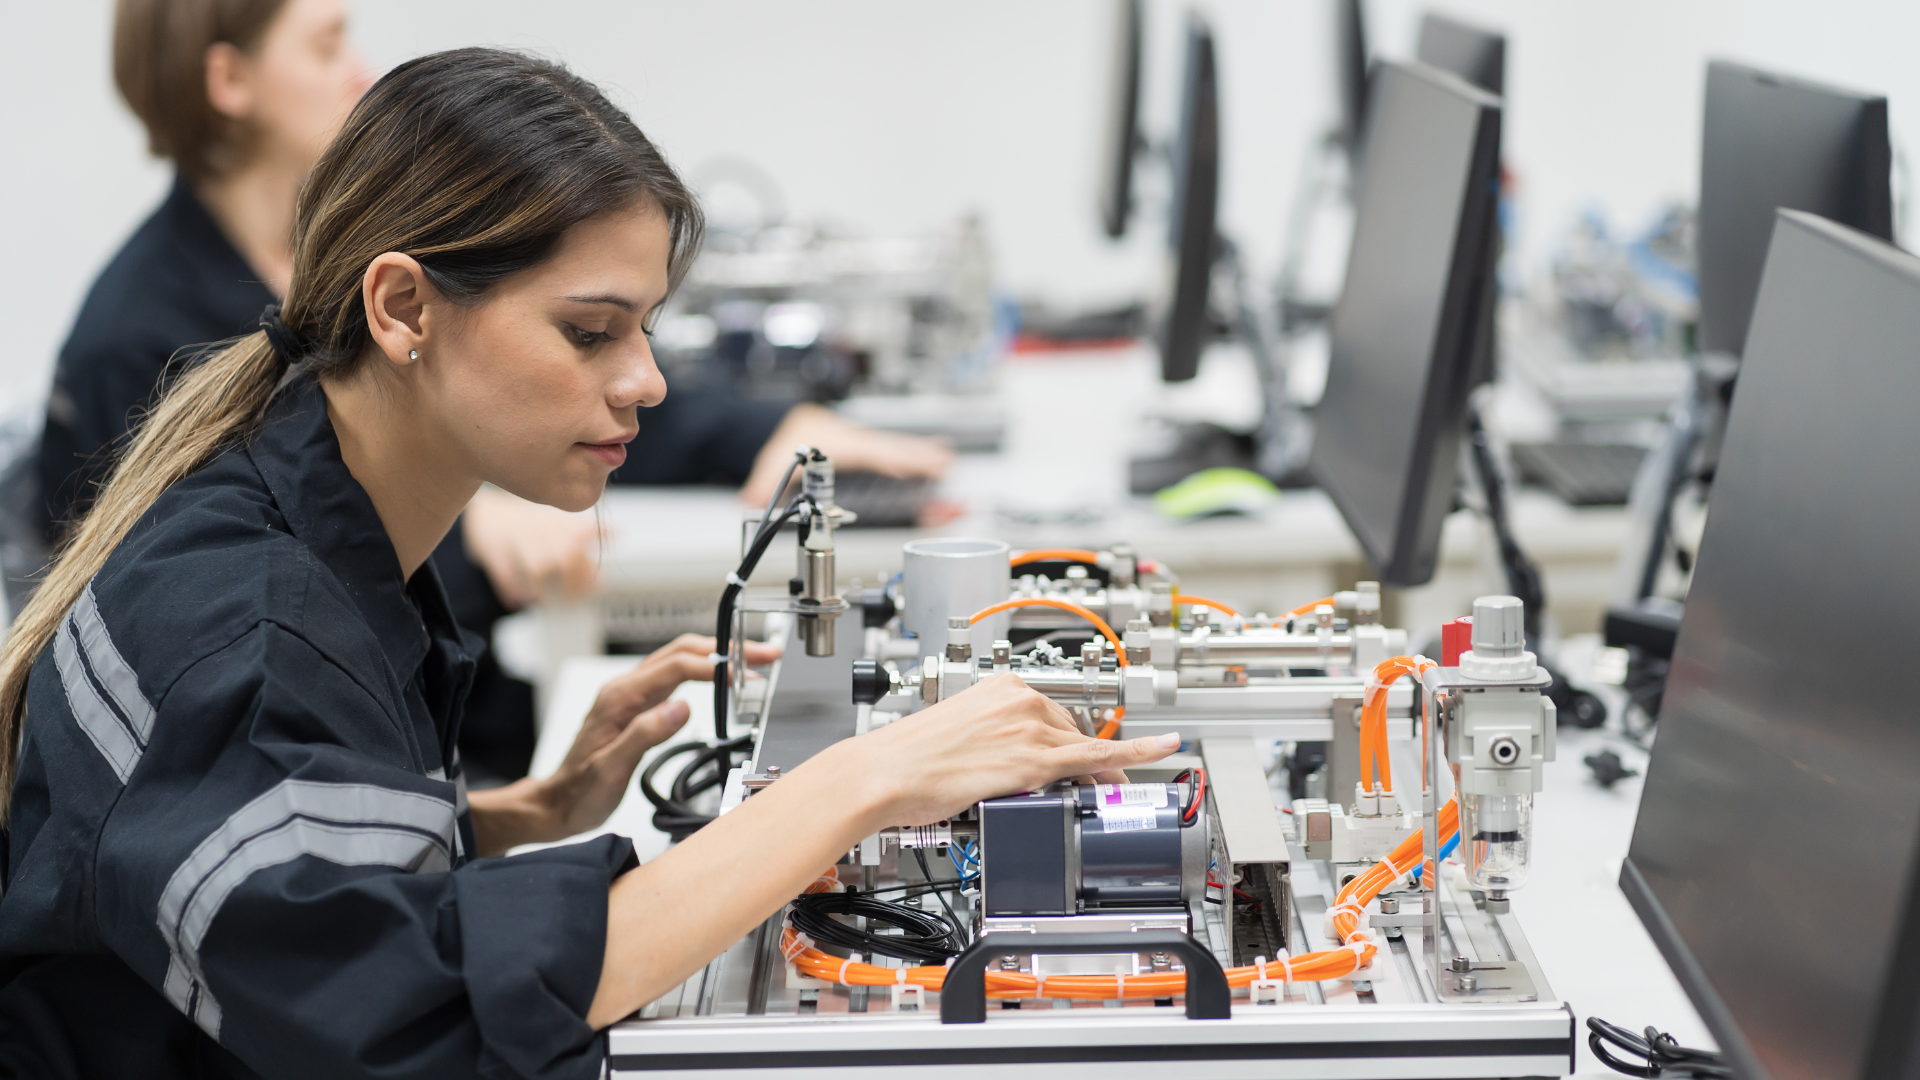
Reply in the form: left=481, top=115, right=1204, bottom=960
left=0, top=48, right=703, bottom=819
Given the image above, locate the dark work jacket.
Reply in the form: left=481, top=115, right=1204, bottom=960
left=38, top=175, right=273, bottom=542
left=0, top=378, right=636, bottom=1080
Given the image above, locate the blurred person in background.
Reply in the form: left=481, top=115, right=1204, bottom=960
left=37, top=0, right=953, bottom=786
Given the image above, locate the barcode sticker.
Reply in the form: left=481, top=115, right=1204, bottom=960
left=1097, top=784, right=1168, bottom=808
left=1098, top=806, right=1159, bottom=833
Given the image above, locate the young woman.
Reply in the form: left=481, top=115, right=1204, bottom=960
left=43, top=0, right=954, bottom=786
left=0, top=48, right=1173, bottom=1080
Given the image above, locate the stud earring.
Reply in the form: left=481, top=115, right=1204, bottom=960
left=408, top=350, right=418, bottom=360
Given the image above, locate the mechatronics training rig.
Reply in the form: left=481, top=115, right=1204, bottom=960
left=611, top=452, right=1574, bottom=1078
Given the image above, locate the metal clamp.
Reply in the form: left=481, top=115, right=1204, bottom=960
left=938, top=931, right=1230, bottom=1024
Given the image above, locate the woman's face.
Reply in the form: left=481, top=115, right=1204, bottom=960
left=233, top=0, right=373, bottom=172
left=418, top=206, right=672, bottom=513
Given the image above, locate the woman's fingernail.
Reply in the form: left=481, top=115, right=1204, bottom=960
left=1156, top=732, right=1182, bottom=749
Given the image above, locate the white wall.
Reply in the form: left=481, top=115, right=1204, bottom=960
left=4, top=0, right=1918, bottom=402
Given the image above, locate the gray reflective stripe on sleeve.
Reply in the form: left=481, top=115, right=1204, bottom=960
left=72, top=582, right=156, bottom=743
left=52, top=618, right=140, bottom=784
left=155, top=780, right=456, bottom=1041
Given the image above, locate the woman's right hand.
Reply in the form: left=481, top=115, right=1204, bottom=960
left=588, top=672, right=1177, bottom=1026
left=820, top=673, right=1181, bottom=830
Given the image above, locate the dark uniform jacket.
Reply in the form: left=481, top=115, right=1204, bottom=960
left=0, top=378, right=635, bottom=1079
left=35, top=173, right=790, bottom=783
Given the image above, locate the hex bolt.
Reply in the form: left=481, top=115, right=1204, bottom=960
left=1378, top=896, right=1400, bottom=915
left=765, top=765, right=780, bottom=777
left=1449, top=956, right=1472, bottom=973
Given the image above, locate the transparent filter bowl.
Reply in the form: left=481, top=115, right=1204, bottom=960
left=1462, top=792, right=1532, bottom=892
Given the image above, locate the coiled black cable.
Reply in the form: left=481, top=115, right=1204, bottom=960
left=639, top=736, right=753, bottom=840
left=1587, top=1017, right=1732, bottom=1079
left=787, top=890, right=966, bottom=965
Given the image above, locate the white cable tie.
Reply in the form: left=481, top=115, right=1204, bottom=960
left=1034, top=974, right=1046, bottom=1000
left=1113, top=971, right=1125, bottom=1000
left=1278, top=950, right=1294, bottom=982
left=897, top=967, right=909, bottom=985
left=725, top=571, right=747, bottom=588
left=707, top=652, right=726, bottom=666
left=837, top=957, right=855, bottom=985
left=1255, top=955, right=1269, bottom=980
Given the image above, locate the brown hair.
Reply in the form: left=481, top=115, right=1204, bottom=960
left=0, top=48, right=704, bottom=817
left=113, top=0, right=291, bottom=181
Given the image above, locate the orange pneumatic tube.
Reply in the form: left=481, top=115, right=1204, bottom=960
left=969, top=597, right=1128, bottom=736
left=1010, top=548, right=1102, bottom=568
left=1172, top=594, right=1239, bottom=618
left=1359, top=655, right=1436, bottom=796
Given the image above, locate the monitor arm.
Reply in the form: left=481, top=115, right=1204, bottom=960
left=1463, top=402, right=1606, bottom=729
left=1465, top=405, right=1544, bottom=637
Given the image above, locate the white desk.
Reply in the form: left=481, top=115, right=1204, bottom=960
left=526, top=646, right=1712, bottom=1076
left=516, top=345, right=1633, bottom=696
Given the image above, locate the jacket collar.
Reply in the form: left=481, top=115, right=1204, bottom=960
left=246, top=377, right=463, bottom=680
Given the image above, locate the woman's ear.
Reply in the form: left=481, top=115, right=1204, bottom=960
left=362, top=253, right=443, bottom=367
left=204, top=42, right=256, bottom=121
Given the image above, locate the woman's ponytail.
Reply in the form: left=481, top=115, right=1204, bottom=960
left=0, top=334, right=283, bottom=815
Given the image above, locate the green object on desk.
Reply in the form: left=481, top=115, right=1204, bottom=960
left=1151, top=467, right=1281, bottom=520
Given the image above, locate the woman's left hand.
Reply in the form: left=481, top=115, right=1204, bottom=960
left=468, top=633, right=782, bottom=854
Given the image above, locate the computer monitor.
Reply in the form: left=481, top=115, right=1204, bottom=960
left=1416, top=12, right=1505, bottom=389
left=1156, top=14, right=1220, bottom=383
left=1621, top=210, right=1920, bottom=1080
left=1098, top=0, right=1144, bottom=240
left=1333, top=0, right=1369, bottom=154
left=1697, top=61, right=1892, bottom=358
left=1414, top=11, right=1505, bottom=95
left=1308, top=60, right=1500, bottom=587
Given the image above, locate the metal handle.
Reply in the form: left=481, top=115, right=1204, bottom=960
left=938, top=930, right=1230, bottom=1024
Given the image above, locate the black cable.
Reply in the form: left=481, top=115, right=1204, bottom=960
left=1586, top=1017, right=1732, bottom=1080
left=787, top=891, right=965, bottom=965
left=639, top=736, right=752, bottom=840
left=912, top=850, right=969, bottom=951
left=712, top=494, right=811, bottom=741
left=756, top=450, right=809, bottom=539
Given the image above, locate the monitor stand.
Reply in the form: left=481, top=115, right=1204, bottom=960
left=1128, top=234, right=1315, bottom=495
left=1601, top=354, right=1738, bottom=728
left=1465, top=403, right=1607, bottom=728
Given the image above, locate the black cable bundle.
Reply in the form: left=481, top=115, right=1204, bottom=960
left=643, top=450, right=816, bottom=842
left=1587, top=1017, right=1733, bottom=1079
left=787, top=890, right=966, bottom=965
left=638, top=735, right=753, bottom=840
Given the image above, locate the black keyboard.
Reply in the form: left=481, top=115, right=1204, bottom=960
left=1509, top=442, right=1648, bottom=506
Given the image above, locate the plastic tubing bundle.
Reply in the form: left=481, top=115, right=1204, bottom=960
left=780, top=801, right=1461, bottom=999
left=1361, top=655, right=1436, bottom=797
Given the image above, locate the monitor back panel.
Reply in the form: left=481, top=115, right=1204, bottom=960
left=1310, top=60, right=1500, bottom=586
left=1624, top=211, right=1920, bottom=1080
left=1696, top=61, right=1892, bottom=357
left=1414, top=12, right=1505, bottom=96
left=1156, top=16, right=1219, bottom=383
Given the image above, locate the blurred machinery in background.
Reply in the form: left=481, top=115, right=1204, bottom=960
left=651, top=208, right=1008, bottom=450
